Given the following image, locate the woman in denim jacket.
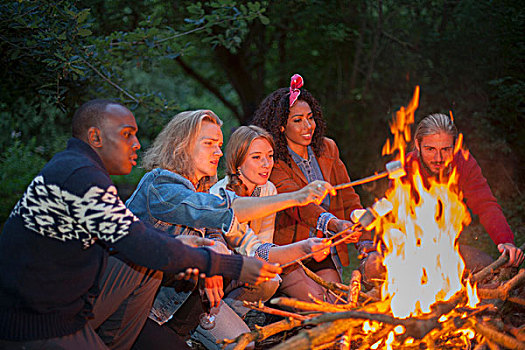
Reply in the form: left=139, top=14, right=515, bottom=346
left=126, top=110, right=334, bottom=349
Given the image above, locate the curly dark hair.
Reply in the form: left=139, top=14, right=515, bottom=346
left=251, top=87, right=326, bottom=164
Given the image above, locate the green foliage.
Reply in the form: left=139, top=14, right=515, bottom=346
left=0, top=139, right=48, bottom=222
left=0, top=0, right=93, bottom=110
left=487, top=78, right=525, bottom=161
left=185, top=1, right=268, bottom=53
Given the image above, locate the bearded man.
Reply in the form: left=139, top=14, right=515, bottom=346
left=360, top=113, right=523, bottom=289
left=405, top=113, right=523, bottom=269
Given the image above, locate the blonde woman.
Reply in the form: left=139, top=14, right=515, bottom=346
left=126, top=111, right=334, bottom=350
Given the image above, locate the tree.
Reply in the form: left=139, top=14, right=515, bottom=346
left=1, top=0, right=523, bottom=233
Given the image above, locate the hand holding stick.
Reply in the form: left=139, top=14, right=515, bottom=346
left=280, top=225, right=359, bottom=269
left=279, top=198, right=394, bottom=269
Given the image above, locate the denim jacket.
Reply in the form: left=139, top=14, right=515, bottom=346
left=125, top=168, right=241, bottom=324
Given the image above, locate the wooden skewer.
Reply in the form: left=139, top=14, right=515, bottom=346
left=334, top=160, right=405, bottom=191
left=333, top=172, right=388, bottom=190
left=280, top=225, right=360, bottom=269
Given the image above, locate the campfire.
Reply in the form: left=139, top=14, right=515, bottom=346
left=223, top=87, right=525, bottom=350
left=379, top=86, right=473, bottom=320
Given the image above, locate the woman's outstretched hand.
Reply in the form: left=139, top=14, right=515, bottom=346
left=295, top=180, right=336, bottom=206
left=304, top=237, right=332, bottom=262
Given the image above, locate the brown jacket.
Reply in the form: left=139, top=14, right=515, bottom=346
left=270, top=137, right=368, bottom=267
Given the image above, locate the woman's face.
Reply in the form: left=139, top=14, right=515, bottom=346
left=190, top=121, right=223, bottom=182
left=239, top=137, right=274, bottom=192
left=284, top=100, right=315, bottom=156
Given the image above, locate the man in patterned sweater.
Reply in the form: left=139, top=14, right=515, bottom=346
left=0, top=100, right=280, bottom=349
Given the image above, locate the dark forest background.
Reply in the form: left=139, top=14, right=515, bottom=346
left=1, top=0, right=523, bottom=264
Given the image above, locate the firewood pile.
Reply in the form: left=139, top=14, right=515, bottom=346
left=222, top=243, right=525, bottom=350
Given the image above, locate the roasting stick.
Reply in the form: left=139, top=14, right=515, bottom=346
left=280, top=198, right=395, bottom=269
left=280, top=225, right=360, bottom=269
left=334, top=160, right=406, bottom=191
left=334, top=172, right=389, bottom=190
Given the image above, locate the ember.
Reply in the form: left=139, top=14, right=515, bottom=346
left=222, top=87, right=525, bottom=350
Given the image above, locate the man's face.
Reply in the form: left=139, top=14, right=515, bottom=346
left=98, top=104, right=140, bottom=175
left=416, top=132, right=454, bottom=177
left=190, top=121, right=223, bottom=182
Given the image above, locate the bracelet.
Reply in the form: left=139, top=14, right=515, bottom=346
left=355, top=240, right=373, bottom=251
left=255, top=243, right=277, bottom=262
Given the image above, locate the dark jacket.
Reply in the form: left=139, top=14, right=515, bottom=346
left=0, top=138, right=243, bottom=341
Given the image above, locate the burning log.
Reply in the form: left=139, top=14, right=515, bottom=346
left=297, top=261, right=347, bottom=294
left=270, top=296, right=345, bottom=313
left=357, top=325, right=395, bottom=350
left=242, top=300, right=309, bottom=320
left=297, top=261, right=379, bottom=303
left=507, top=297, right=525, bottom=307
left=305, top=309, right=441, bottom=339
left=348, top=270, right=362, bottom=308
left=477, top=269, right=525, bottom=301
left=339, top=330, right=352, bottom=350
left=327, top=289, right=348, bottom=304
left=505, top=324, right=525, bottom=342
left=270, top=319, right=361, bottom=350
left=486, top=339, right=502, bottom=350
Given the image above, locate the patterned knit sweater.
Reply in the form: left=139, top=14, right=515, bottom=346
left=0, top=138, right=243, bottom=341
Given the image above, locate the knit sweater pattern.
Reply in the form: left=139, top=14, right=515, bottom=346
left=0, top=138, right=242, bottom=341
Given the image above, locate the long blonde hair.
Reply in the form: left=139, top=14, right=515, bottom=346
left=142, top=110, right=222, bottom=181
left=225, top=125, right=275, bottom=196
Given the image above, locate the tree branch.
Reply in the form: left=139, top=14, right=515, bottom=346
left=222, top=316, right=303, bottom=350
left=243, top=300, right=309, bottom=321
left=381, top=31, right=417, bottom=51
left=472, top=242, right=525, bottom=283
left=80, top=57, right=138, bottom=103
left=174, top=56, right=240, bottom=119
left=470, top=318, right=525, bottom=350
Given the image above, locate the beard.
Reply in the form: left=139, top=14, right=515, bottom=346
left=419, top=150, right=452, bottom=179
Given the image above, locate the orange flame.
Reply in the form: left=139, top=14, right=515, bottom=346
left=381, top=86, right=419, bottom=163
left=378, top=87, right=477, bottom=319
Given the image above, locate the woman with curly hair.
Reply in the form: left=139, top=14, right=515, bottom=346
left=252, top=74, right=373, bottom=302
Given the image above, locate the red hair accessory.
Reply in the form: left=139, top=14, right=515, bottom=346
left=289, top=73, right=304, bottom=107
